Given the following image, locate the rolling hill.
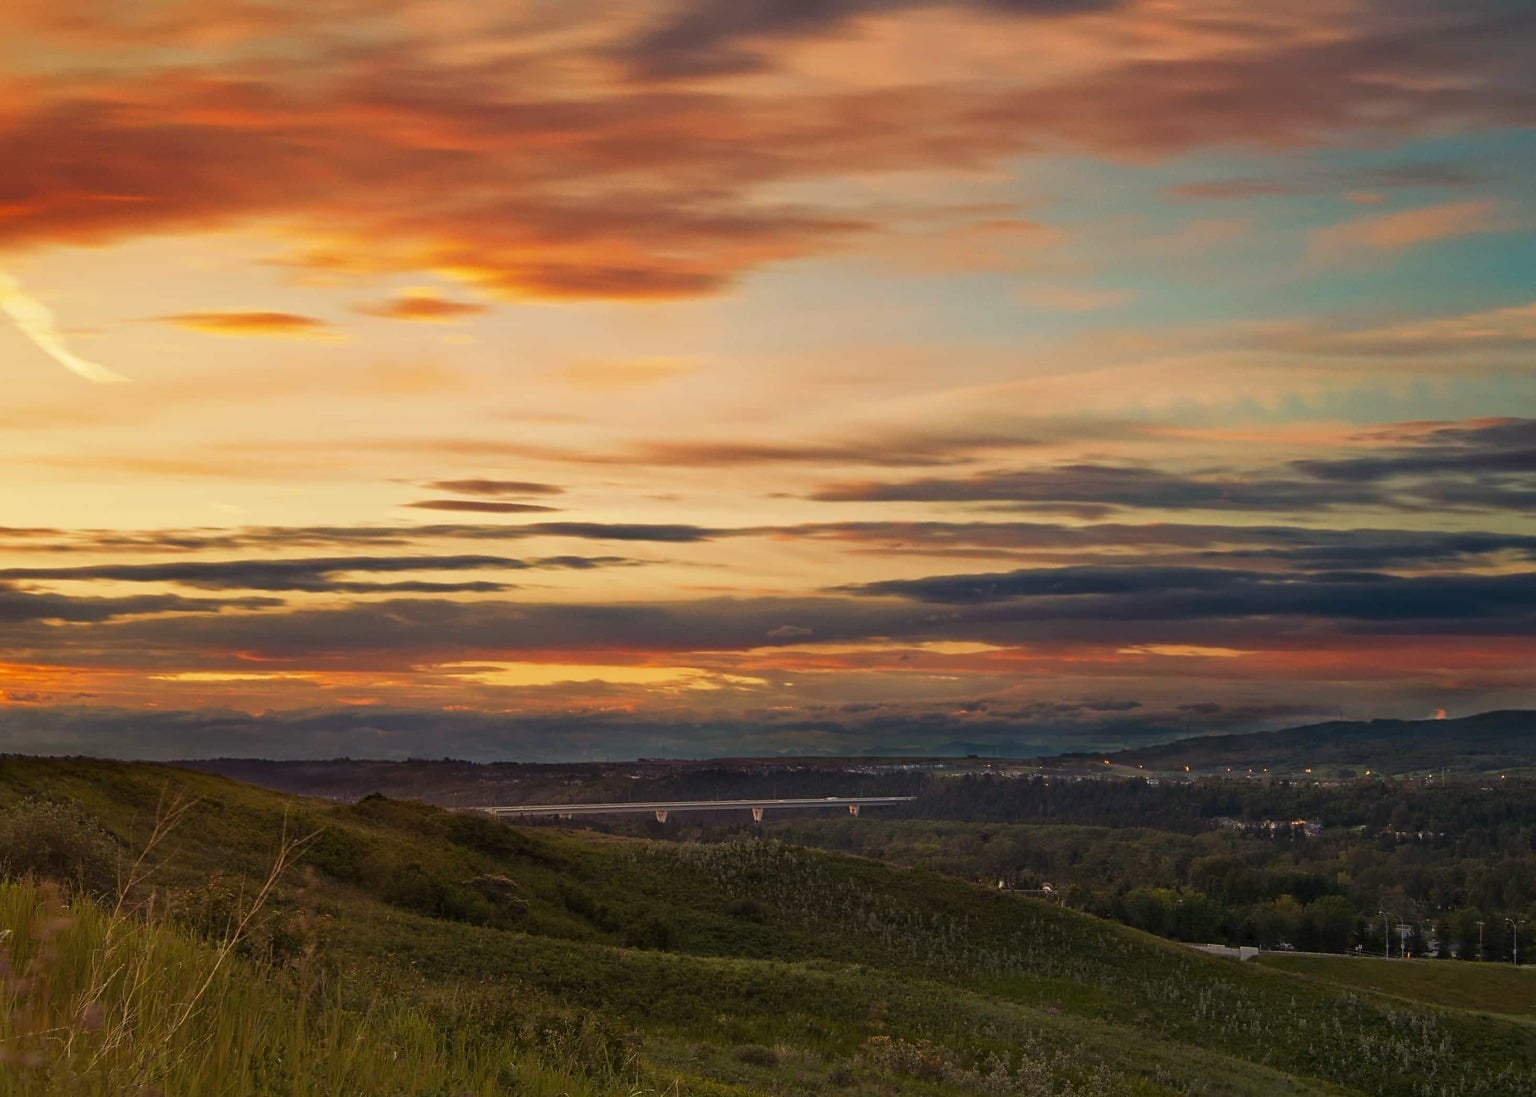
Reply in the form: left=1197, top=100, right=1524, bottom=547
left=3, top=757, right=1535, bottom=1095
left=1103, top=709, right=1536, bottom=776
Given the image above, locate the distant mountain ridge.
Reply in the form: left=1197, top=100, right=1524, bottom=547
left=1105, top=709, right=1536, bottom=774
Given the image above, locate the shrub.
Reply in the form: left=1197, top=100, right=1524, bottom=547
left=621, top=913, right=675, bottom=950
left=724, top=896, right=766, bottom=921
left=733, top=1043, right=778, bottom=1068
left=0, top=798, right=121, bottom=897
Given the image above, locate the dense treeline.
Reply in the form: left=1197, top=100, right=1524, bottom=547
left=902, top=773, right=1536, bottom=841
left=728, top=776, right=1536, bottom=960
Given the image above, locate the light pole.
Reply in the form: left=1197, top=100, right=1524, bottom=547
left=1377, top=910, right=1397, bottom=959
left=1507, top=918, right=1527, bottom=966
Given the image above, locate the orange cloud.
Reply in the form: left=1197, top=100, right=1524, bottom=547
left=1285, top=301, right=1536, bottom=360
left=156, top=311, right=333, bottom=338
left=405, top=499, right=560, bottom=514
left=1309, top=200, right=1502, bottom=262
left=355, top=290, right=489, bottom=322
left=0, top=3, right=1528, bottom=300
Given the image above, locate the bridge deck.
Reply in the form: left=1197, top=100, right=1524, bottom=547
left=470, top=796, right=914, bottom=817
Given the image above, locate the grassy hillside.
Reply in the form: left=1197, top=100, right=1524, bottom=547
left=0, top=878, right=614, bottom=1097
left=1255, top=954, right=1536, bottom=1019
left=4, top=757, right=1536, bottom=1095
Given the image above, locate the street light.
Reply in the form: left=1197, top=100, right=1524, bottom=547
left=1377, top=910, right=1397, bottom=959
left=1507, top=918, right=1527, bottom=966
left=1476, top=920, right=1486, bottom=961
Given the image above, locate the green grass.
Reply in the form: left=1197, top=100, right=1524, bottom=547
left=6, top=756, right=1536, bottom=1095
left=1255, top=953, right=1536, bottom=1018
left=0, top=879, right=625, bottom=1097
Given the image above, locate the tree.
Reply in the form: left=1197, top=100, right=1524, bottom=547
left=1299, top=896, right=1356, bottom=953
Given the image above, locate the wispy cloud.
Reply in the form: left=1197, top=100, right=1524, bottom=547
left=155, top=311, right=334, bottom=338
left=0, top=581, right=276, bottom=621
left=425, top=480, right=565, bottom=497
left=0, top=521, right=736, bottom=555
left=810, top=418, right=1536, bottom=518
left=0, top=271, right=127, bottom=383
left=810, top=462, right=1380, bottom=516
left=1309, top=199, right=1503, bottom=262
left=1280, top=301, right=1536, bottom=359
left=615, top=0, right=1120, bottom=78
left=0, top=553, right=634, bottom=592
left=1168, top=162, right=1486, bottom=203
left=355, top=290, right=488, bottom=322
left=406, top=500, right=562, bottom=514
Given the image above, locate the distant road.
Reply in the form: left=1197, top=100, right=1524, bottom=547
left=469, top=795, right=914, bottom=819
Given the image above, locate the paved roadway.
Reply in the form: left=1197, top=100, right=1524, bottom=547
left=469, top=796, right=914, bottom=818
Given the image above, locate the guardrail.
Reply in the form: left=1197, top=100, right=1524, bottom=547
left=468, top=795, right=915, bottom=822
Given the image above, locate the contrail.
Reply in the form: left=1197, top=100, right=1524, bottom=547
left=0, top=270, right=128, bottom=383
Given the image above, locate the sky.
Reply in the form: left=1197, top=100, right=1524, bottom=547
left=2, top=0, right=1535, bottom=760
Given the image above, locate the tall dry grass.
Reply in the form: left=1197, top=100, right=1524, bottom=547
left=0, top=799, right=640, bottom=1097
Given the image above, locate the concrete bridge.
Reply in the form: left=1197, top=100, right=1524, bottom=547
left=470, top=795, right=915, bottom=823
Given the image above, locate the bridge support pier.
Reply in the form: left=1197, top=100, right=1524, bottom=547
left=751, top=806, right=764, bottom=822
left=655, top=809, right=669, bottom=823
left=848, top=804, right=860, bottom=816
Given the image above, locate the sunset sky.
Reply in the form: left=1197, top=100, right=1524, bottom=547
left=2, top=0, right=1534, bottom=759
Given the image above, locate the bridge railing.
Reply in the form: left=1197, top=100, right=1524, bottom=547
left=467, top=795, right=914, bottom=823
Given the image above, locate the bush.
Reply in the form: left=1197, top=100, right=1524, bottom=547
left=733, top=1043, right=778, bottom=1068
left=0, top=798, right=121, bottom=897
left=724, top=896, right=766, bottom=921
left=525, top=1008, right=641, bottom=1081
left=621, top=913, right=675, bottom=950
